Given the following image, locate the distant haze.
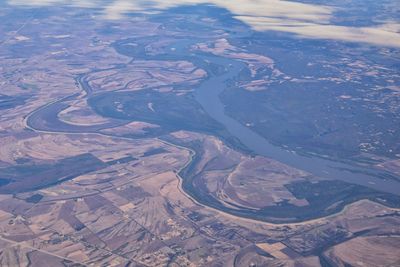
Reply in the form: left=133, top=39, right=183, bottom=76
left=7, top=0, right=400, bottom=47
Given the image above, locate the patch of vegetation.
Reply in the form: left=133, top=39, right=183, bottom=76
left=0, top=94, right=27, bottom=110
left=221, top=81, right=400, bottom=161
left=175, top=139, right=400, bottom=223
left=143, top=148, right=168, bottom=157
left=25, top=194, right=43, bottom=203
left=283, top=180, right=400, bottom=219
left=0, top=153, right=107, bottom=194
left=89, top=90, right=229, bottom=138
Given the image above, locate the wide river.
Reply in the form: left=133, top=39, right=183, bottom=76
left=191, top=52, right=400, bottom=196
left=26, top=37, right=400, bottom=197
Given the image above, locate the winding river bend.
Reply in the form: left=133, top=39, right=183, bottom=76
left=193, top=55, right=400, bottom=195
left=26, top=37, right=400, bottom=221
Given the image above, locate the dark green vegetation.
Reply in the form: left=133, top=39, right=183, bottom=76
left=143, top=148, right=168, bottom=157
left=19, top=4, right=400, bottom=225
left=106, top=156, right=137, bottom=165
left=221, top=35, right=400, bottom=162
left=174, top=138, right=400, bottom=223
left=0, top=94, right=27, bottom=110
left=27, top=94, right=127, bottom=133
left=88, top=90, right=245, bottom=150
left=25, top=193, right=44, bottom=203
left=86, top=31, right=400, bottom=222
left=0, top=153, right=107, bottom=194
left=0, top=179, right=10, bottom=186
left=222, top=82, right=400, bottom=161
left=285, top=180, right=400, bottom=218
left=89, top=90, right=222, bottom=133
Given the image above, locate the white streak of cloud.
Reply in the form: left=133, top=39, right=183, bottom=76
left=7, top=0, right=400, bottom=47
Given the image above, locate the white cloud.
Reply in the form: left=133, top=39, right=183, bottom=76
left=237, top=16, right=400, bottom=47
left=7, top=0, right=400, bottom=47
